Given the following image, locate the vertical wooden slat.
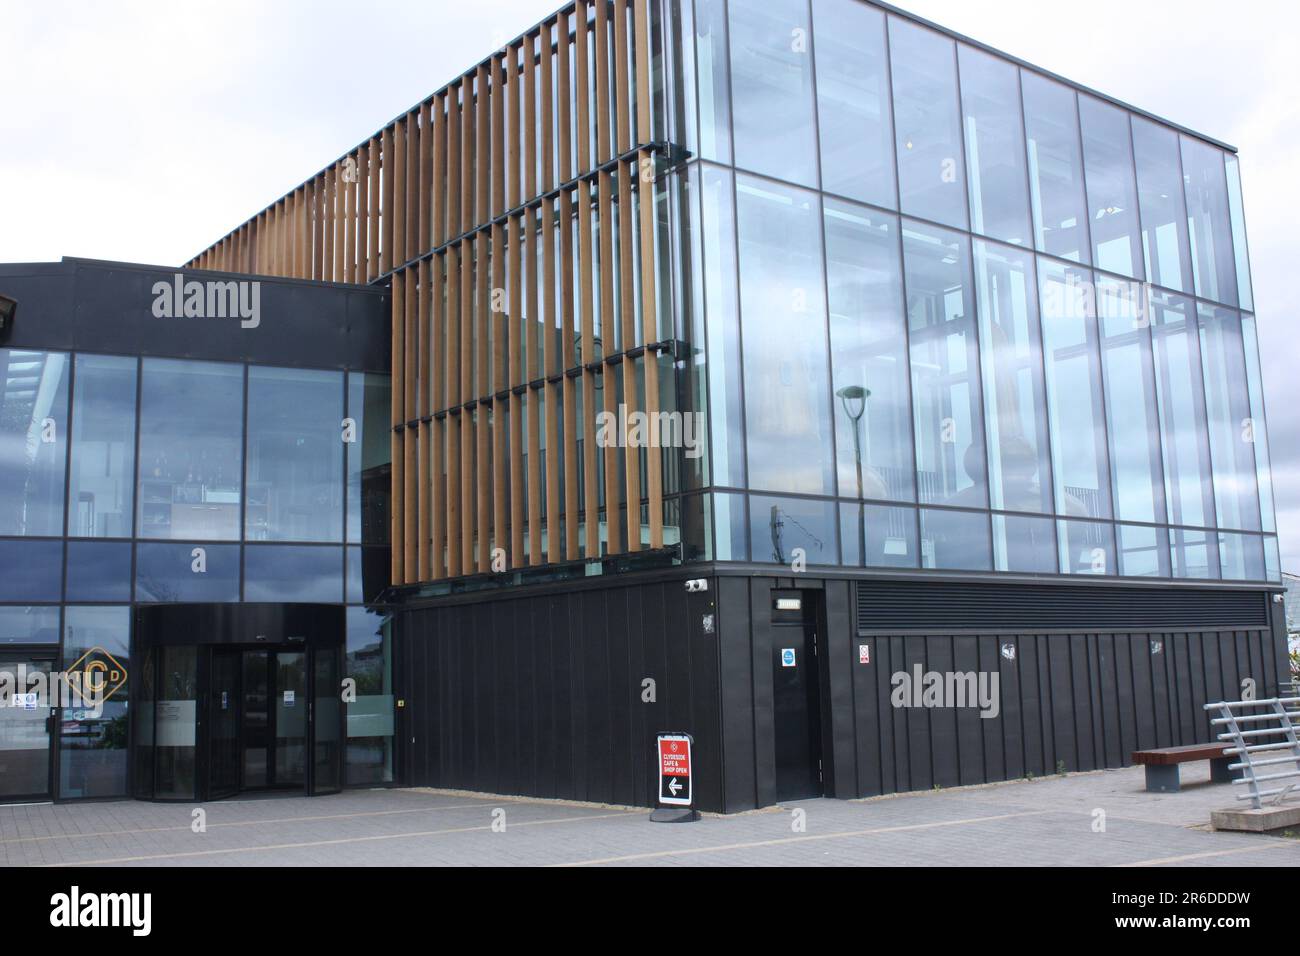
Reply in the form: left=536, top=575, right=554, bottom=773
left=417, top=258, right=431, bottom=580
left=380, top=125, right=394, bottom=274
left=508, top=216, right=525, bottom=568
left=333, top=163, right=346, bottom=281
left=356, top=149, right=369, bottom=281
left=431, top=253, right=446, bottom=580
left=540, top=18, right=555, bottom=195
left=507, top=43, right=521, bottom=211
left=594, top=0, right=612, bottom=164
left=477, top=63, right=491, bottom=230
left=461, top=75, right=475, bottom=238
left=575, top=0, right=592, bottom=172
left=460, top=238, right=475, bottom=572
left=633, top=0, right=652, bottom=145
left=543, top=198, right=561, bottom=564
left=557, top=9, right=573, bottom=184
left=403, top=268, right=418, bottom=580
left=491, top=222, right=508, bottom=567
left=445, top=244, right=462, bottom=578
left=618, top=160, right=641, bottom=551
left=391, top=274, right=406, bottom=584
left=447, top=87, right=461, bottom=252
left=524, top=35, right=538, bottom=202
left=476, top=229, right=491, bottom=571
left=432, top=92, right=447, bottom=248
left=613, top=0, right=631, bottom=155
left=367, top=139, right=380, bottom=280
left=392, top=120, right=407, bottom=274
left=638, top=151, right=663, bottom=549
left=343, top=157, right=356, bottom=283
left=598, top=170, right=620, bottom=554
left=491, top=53, right=506, bottom=220
left=561, top=190, right=579, bottom=562
left=405, top=110, right=419, bottom=261
left=419, top=100, right=431, bottom=253
left=578, top=177, right=599, bottom=558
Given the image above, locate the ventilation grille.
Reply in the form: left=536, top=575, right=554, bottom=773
left=855, top=580, right=1269, bottom=632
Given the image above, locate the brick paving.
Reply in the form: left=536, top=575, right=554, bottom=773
left=2, top=763, right=1297, bottom=867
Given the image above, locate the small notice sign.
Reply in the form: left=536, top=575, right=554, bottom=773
left=781, top=648, right=796, bottom=668
left=657, top=733, right=693, bottom=806
left=283, top=690, right=296, bottom=706
left=859, top=644, right=870, bottom=665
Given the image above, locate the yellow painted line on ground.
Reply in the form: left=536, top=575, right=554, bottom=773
left=0, top=802, right=495, bottom=846
left=550, top=809, right=1056, bottom=866
left=1113, top=839, right=1298, bottom=867
left=37, top=811, right=640, bottom=867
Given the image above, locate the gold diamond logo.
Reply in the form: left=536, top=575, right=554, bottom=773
left=66, top=646, right=128, bottom=705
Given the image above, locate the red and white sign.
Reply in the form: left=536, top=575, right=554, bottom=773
left=657, top=733, right=693, bottom=806
left=859, top=643, right=871, bottom=665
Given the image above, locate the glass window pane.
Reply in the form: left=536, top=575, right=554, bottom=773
left=248, top=366, right=343, bottom=543
left=889, top=17, right=967, bottom=228
left=920, top=507, right=990, bottom=571
left=346, top=372, right=391, bottom=544
left=1022, top=72, right=1089, bottom=263
left=902, top=220, right=986, bottom=507
left=1150, top=291, right=1215, bottom=528
left=959, top=46, right=1031, bottom=245
left=714, top=491, right=747, bottom=560
left=1038, top=259, right=1112, bottom=518
left=1240, top=315, right=1275, bottom=533
left=66, top=540, right=132, bottom=602
left=1219, top=531, right=1264, bottom=581
left=749, top=495, right=837, bottom=566
left=1171, top=527, right=1218, bottom=579
left=138, top=359, right=243, bottom=540
left=346, top=545, right=389, bottom=604
left=1078, top=97, right=1142, bottom=279
left=841, top=502, right=917, bottom=568
left=701, top=164, right=745, bottom=487
left=1224, top=154, right=1254, bottom=312
left=727, top=0, right=818, bottom=186
left=0, top=539, right=61, bottom=601
left=60, top=605, right=130, bottom=798
left=1057, top=518, right=1116, bottom=575
left=992, top=513, right=1056, bottom=573
left=1118, top=524, right=1169, bottom=578
left=736, top=175, right=833, bottom=494
left=346, top=607, right=394, bottom=785
left=0, top=606, right=59, bottom=644
left=1264, top=535, right=1280, bottom=583
left=1181, top=137, right=1238, bottom=306
left=1097, top=277, right=1165, bottom=523
left=694, top=0, right=733, bottom=164
left=68, top=354, right=136, bottom=538
left=1198, top=304, right=1260, bottom=530
left=0, top=349, right=69, bottom=536
left=244, top=545, right=343, bottom=603
left=974, top=240, right=1052, bottom=513
left=1131, top=117, right=1193, bottom=294
left=136, top=542, right=240, bottom=602
left=825, top=200, right=913, bottom=502
left=152, top=644, right=197, bottom=800
left=812, top=0, right=895, bottom=208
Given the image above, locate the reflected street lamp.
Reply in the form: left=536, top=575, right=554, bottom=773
left=836, top=384, right=869, bottom=566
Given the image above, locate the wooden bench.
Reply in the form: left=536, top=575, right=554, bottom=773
left=1132, top=743, right=1233, bottom=793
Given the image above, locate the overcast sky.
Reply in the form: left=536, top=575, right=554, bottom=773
left=2, top=0, right=1297, bottom=569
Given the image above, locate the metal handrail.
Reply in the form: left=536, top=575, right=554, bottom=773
left=1205, top=697, right=1300, bottom=809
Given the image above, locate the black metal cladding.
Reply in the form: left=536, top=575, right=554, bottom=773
left=855, top=581, right=1270, bottom=633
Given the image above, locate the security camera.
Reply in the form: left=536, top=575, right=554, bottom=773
left=685, top=578, right=708, bottom=593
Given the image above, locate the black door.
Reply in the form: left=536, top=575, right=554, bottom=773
left=772, top=625, right=823, bottom=801
left=208, top=650, right=241, bottom=799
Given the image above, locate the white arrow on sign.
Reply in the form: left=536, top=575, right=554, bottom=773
left=669, top=778, right=682, bottom=796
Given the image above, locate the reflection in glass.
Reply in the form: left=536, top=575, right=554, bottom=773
left=0, top=606, right=59, bottom=644
left=138, top=359, right=243, bottom=540
left=1022, top=73, right=1089, bottom=263
left=701, top=165, right=745, bottom=488
left=1181, top=137, right=1237, bottom=307
left=346, top=372, right=391, bottom=544
left=68, top=354, right=136, bottom=537
left=1078, top=97, right=1143, bottom=278
left=1170, top=527, right=1217, bottom=579
left=840, top=502, right=917, bottom=568
left=1224, top=155, right=1254, bottom=311
left=1240, top=315, right=1275, bottom=533
left=1264, top=535, right=1280, bottom=583
left=248, top=366, right=343, bottom=543
left=1218, top=532, right=1264, bottom=581
left=1097, top=277, right=1165, bottom=523
left=992, top=513, right=1055, bottom=573
left=135, top=542, right=239, bottom=602
left=714, top=492, right=747, bottom=560
left=736, top=176, right=833, bottom=495
left=60, top=606, right=130, bottom=798
left=1057, top=519, right=1116, bottom=575
left=727, top=0, right=817, bottom=186
left=346, top=607, right=394, bottom=786
left=812, top=0, right=894, bottom=208
left=1150, top=292, right=1215, bottom=528
left=1132, top=118, right=1193, bottom=293
left=889, top=18, right=967, bottom=229
left=244, top=545, right=343, bottom=603
left=0, top=349, right=69, bottom=536
left=920, top=507, right=990, bottom=571
left=959, top=46, right=1031, bottom=245
left=902, top=221, right=986, bottom=507
left=0, top=539, right=61, bottom=601
left=1118, top=524, right=1170, bottom=578
left=66, top=540, right=132, bottom=602
left=749, top=495, right=837, bottom=566
left=825, top=200, right=912, bottom=503
left=694, top=0, right=732, bottom=163
left=1038, top=259, right=1111, bottom=518
left=1198, top=304, right=1260, bottom=530
left=974, top=241, right=1052, bottom=513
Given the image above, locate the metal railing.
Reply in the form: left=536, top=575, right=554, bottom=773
left=1205, top=697, right=1300, bottom=810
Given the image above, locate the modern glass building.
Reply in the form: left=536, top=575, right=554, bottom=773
left=1, top=0, right=1287, bottom=811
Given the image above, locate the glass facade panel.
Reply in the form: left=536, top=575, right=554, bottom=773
left=1118, top=524, right=1170, bottom=578
left=1197, top=304, right=1260, bottom=531
left=0, top=539, right=62, bottom=601
left=749, top=495, right=837, bottom=566
left=1181, top=137, right=1238, bottom=306
left=0, top=349, right=69, bottom=536
left=825, top=200, right=913, bottom=502
left=68, top=354, right=136, bottom=538
left=920, top=507, right=990, bottom=571
left=1038, top=259, right=1111, bottom=518
left=1264, top=535, right=1280, bottom=583
left=1057, top=518, right=1116, bottom=575
left=1078, top=97, right=1142, bottom=279
left=727, top=0, right=818, bottom=187
left=889, top=18, right=967, bottom=229
left=247, top=366, right=343, bottom=543
left=958, top=45, right=1031, bottom=246
left=244, top=545, right=343, bottom=603
left=992, top=513, right=1056, bottom=573
left=1022, top=73, right=1089, bottom=263
left=1131, top=117, right=1193, bottom=293
left=974, top=240, right=1052, bottom=514
left=902, top=221, right=986, bottom=507
left=840, top=502, right=917, bottom=568
left=812, top=0, right=894, bottom=208
left=0, top=606, right=59, bottom=644
left=1171, top=527, right=1218, bottom=579
left=136, top=542, right=240, bottom=602
left=345, top=607, right=394, bottom=786
left=60, top=605, right=130, bottom=798
left=66, top=540, right=132, bottom=602
left=1218, top=531, right=1264, bottom=582
left=701, top=164, right=745, bottom=487
left=1097, top=277, right=1164, bottom=523
left=694, top=0, right=732, bottom=164
left=138, top=359, right=243, bottom=540
left=1224, top=154, right=1254, bottom=311
left=1150, top=291, right=1215, bottom=528
left=346, top=373, right=391, bottom=545
left=735, top=175, right=833, bottom=495
left=1240, top=315, right=1275, bottom=533
left=714, top=491, right=747, bottom=560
